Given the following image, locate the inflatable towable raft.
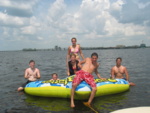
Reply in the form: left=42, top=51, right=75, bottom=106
left=25, top=75, right=129, bottom=100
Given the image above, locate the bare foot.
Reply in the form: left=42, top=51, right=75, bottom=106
left=71, top=103, right=75, bottom=108
left=83, top=102, right=99, bottom=113
left=83, top=102, right=91, bottom=107
left=129, top=82, right=136, bottom=86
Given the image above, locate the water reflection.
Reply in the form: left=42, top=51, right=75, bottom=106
left=25, top=94, right=71, bottom=111
left=93, top=91, right=129, bottom=112
left=25, top=90, right=129, bottom=113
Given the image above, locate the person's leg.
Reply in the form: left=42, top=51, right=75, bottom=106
left=70, top=70, right=83, bottom=108
left=129, top=82, right=136, bottom=86
left=71, top=83, right=78, bottom=108
left=17, top=80, right=31, bottom=92
left=84, top=74, right=97, bottom=106
left=83, top=87, right=97, bottom=106
left=88, top=87, right=97, bottom=104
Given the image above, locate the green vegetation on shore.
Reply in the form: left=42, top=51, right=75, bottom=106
left=22, top=44, right=149, bottom=51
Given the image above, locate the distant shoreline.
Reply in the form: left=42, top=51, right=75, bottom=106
left=21, top=46, right=149, bottom=51
left=0, top=46, right=149, bottom=52
left=81, top=46, right=150, bottom=50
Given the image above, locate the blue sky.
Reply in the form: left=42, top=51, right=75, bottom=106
left=0, top=0, right=150, bottom=50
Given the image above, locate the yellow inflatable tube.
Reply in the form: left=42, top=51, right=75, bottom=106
left=25, top=76, right=129, bottom=100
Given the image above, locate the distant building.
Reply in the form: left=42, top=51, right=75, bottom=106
left=116, top=45, right=125, bottom=48
left=54, top=46, right=61, bottom=50
left=140, top=43, right=146, bottom=48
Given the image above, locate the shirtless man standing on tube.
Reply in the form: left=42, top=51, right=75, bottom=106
left=71, top=52, right=105, bottom=108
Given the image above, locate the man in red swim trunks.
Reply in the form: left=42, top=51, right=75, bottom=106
left=71, top=52, right=105, bottom=108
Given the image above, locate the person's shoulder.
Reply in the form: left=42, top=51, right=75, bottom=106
left=68, top=46, right=72, bottom=49
left=35, top=68, right=40, bottom=71
left=111, top=66, right=116, bottom=69
left=77, top=44, right=80, bottom=47
left=25, top=68, right=30, bottom=71
left=121, top=65, right=127, bottom=69
left=69, top=45, right=73, bottom=48
left=85, top=57, right=90, bottom=61
left=122, top=65, right=126, bottom=67
left=86, top=57, right=90, bottom=59
left=68, top=61, right=72, bottom=64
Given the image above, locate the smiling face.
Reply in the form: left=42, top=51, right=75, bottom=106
left=91, top=53, right=98, bottom=63
left=29, top=61, right=35, bottom=69
left=116, top=59, right=122, bottom=66
left=71, top=38, right=77, bottom=46
left=70, top=54, right=76, bottom=62
left=116, top=58, right=122, bottom=66
left=52, top=74, right=58, bottom=80
left=91, top=55, right=98, bottom=63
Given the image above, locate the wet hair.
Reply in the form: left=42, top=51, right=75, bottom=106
left=91, top=52, right=98, bottom=58
left=116, top=57, right=122, bottom=62
left=29, top=60, right=35, bottom=64
left=70, top=53, right=76, bottom=58
left=71, top=37, right=77, bottom=42
left=52, top=73, right=58, bottom=77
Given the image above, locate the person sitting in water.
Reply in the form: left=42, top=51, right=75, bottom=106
left=17, top=60, right=41, bottom=92
left=110, top=57, right=135, bottom=86
left=67, top=54, right=81, bottom=76
left=71, top=52, right=106, bottom=108
left=50, top=73, right=59, bottom=80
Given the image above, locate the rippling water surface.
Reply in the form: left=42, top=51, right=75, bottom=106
left=0, top=49, right=150, bottom=113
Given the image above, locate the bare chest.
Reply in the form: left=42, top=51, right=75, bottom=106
left=114, top=67, right=125, bottom=74
left=28, top=68, right=38, bottom=75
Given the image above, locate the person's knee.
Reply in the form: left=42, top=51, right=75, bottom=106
left=72, top=83, right=78, bottom=88
left=92, top=87, right=97, bottom=92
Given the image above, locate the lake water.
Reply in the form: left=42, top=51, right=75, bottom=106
left=0, top=49, right=150, bottom=113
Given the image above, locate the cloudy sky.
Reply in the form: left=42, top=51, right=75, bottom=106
left=0, top=0, right=150, bottom=50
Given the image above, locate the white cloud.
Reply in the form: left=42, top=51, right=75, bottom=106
left=104, top=18, right=146, bottom=36
left=0, top=0, right=37, bottom=17
left=47, top=0, right=66, bottom=22
left=37, top=36, right=43, bottom=40
left=110, top=0, right=124, bottom=11
left=21, top=26, right=36, bottom=35
left=0, top=12, right=25, bottom=27
left=0, top=0, right=150, bottom=50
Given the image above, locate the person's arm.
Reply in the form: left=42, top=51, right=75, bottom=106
left=78, top=45, right=85, bottom=60
left=111, top=67, right=115, bottom=79
left=67, top=70, right=70, bottom=76
left=124, top=67, right=129, bottom=81
left=67, top=46, right=71, bottom=62
left=95, top=64, right=106, bottom=80
left=24, top=69, right=29, bottom=79
left=66, top=47, right=71, bottom=76
left=76, top=60, right=80, bottom=70
left=78, top=58, right=86, bottom=68
left=95, top=64, right=102, bottom=79
left=67, top=61, right=70, bottom=76
left=36, top=69, right=41, bottom=79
